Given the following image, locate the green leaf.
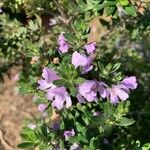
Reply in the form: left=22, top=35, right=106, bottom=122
left=78, top=134, right=88, bottom=143
left=76, top=122, right=86, bottom=136
left=41, top=124, right=48, bottom=136
left=74, top=77, right=85, bottom=84
left=142, top=143, right=150, bottom=150
left=17, top=142, right=34, bottom=149
left=104, top=1, right=117, bottom=7
left=119, top=0, right=129, bottom=6
left=105, top=63, right=112, bottom=72
left=20, top=133, right=33, bottom=142
left=74, top=19, right=87, bottom=32
left=19, top=82, right=34, bottom=94
left=90, top=137, right=98, bottom=150
left=70, top=86, right=78, bottom=97
left=104, top=6, right=116, bottom=16
left=116, top=117, right=135, bottom=126
left=59, top=139, right=65, bottom=149
left=112, top=62, right=121, bottom=71
left=68, top=136, right=79, bottom=144
left=64, top=33, right=77, bottom=43
left=53, top=79, right=72, bottom=88
left=21, top=127, right=38, bottom=142
left=124, top=5, right=137, bottom=16
left=104, top=102, right=114, bottom=119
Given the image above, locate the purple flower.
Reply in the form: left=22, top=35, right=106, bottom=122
left=38, top=103, right=47, bottom=112
left=107, top=76, right=138, bottom=104
left=42, top=68, right=60, bottom=83
left=38, top=68, right=60, bottom=90
left=57, top=32, right=69, bottom=53
left=70, top=143, right=81, bottom=150
left=64, top=129, right=75, bottom=141
left=47, top=87, right=72, bottom=110
left=121, top=76, right=137, bottom=90
left=77, top=80, right=97, bottom=103
left=82, top=57, right=93, bottom=74
left=71, top=51, right=93, bottom=74
left=52, top=122, right=60, bottom=131
left=97, top=82, right=109, bottom=98
left=38, top=79, right=55, bottom=90
left=84, top=42, right=96, bottom=54
left=108, top=84, right=129, bottom=104
left=38, top=68, right=72, bottom=110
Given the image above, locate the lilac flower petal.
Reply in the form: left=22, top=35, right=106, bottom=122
left=109, top=88, right=119, bottom=104
left=58, top=32, right=66, bottom=45
left=83, top=91, right=97, bottom=102
left=64, top=129, right=75, bottom=141
left=77, top=94, right=86, bottom=103
left=121, top=76, right=138, bottom=89
left=97, top=82, right=108, bottom=98
left=109, top=85, right=129, bottom=103
left=114, top=87, right=129, bottom=101
left=52, top=97, right=64, bottom=110
left=46, top=88, right=56, bottom=100
left=78, top=80, right=97, bottom=102
left=84, top=42, right=96, bottom=54
left=52, top=122, right=60, bottom=131
left=82, top=65, right=93, bottom=74
left=82, top=57, right=93, bottom=74
left=42, top=68, right=60, bottom=82
left=47, top=87, right=72, bottom=110
left=72, top=51, right=87, bottom=68
left=38, top=68, right=59, bottom=90
left=38, top=79, right=54, bottom=90
left=107, top=76, right=137, bottom=103
left=65, top=94, right=72, bottom=108
left=57, top=32, right=69, bottom=53
left=38, top=103, right=47, bottom=112
left=72, top=51, right=93, bottom=73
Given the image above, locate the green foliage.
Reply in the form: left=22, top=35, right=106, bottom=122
left=0, top=0, right=150, bottom=149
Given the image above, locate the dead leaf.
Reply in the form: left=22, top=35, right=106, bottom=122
left=50, top=109, right=60, bottom=122
left=87, top=15, right=112, bottom=43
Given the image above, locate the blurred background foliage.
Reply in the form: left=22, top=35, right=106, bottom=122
left=0, top=0, right=150, bottom=149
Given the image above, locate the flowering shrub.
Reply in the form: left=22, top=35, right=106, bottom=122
left=17, top=33, right=140, bottom=149
left=0, top=0, right=150, bottom=149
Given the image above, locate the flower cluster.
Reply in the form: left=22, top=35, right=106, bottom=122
left=57, top=32, right=69, bottom=54
left=38, top=33, right=138, bottom=111
left=72, top=51, right=93, bottom=74
left=38, top=68, right=72, bottom=110
left=77, top=77, right=137, bottom=104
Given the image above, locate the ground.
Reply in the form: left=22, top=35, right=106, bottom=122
left=0, top=68, right=38, bottom=150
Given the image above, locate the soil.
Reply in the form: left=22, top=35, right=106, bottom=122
left=0, top=67, right=38, bottom=150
